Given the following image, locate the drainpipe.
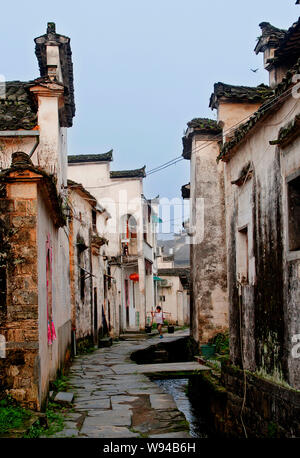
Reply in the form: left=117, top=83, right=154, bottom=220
left=0, top=130, right=40, bottom=160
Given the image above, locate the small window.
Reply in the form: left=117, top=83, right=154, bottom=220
left=80, top=268, right=85, bottom=301
left=92, top=209, right=97, bottom=232
left=107, top=266, right=111, bottom=290
left=122, top=214, right=137, bottom=239
left=236, top=226, right=248, bottom=284
left=159, top=295, right=165, bottom=302
left=288, top=175, right=300, bottom=251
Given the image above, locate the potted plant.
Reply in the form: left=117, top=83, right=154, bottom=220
left=200, top=342, right=216, bottom=359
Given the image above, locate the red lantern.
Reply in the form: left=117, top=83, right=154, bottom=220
left=129, top=273, right=139, bottom=282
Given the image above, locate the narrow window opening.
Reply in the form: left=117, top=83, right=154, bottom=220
left=288, top=175, right=300, bottom=251
left=237, top=226, right=249, bottom=284
left=80, top=267, right=85, bottom=301
left=92, top=209, right=97, bottom=233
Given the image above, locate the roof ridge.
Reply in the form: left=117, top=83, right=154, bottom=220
left=110, top=165, right=146, bottom=179
left=217, top=57, right=300, bottom=162
left=210, top=82, right=272, bottom=109
left=258, top=22, right=286, bottom=37
left=68, top=150, right=113, bottom=163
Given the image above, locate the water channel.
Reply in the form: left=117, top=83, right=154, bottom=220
left=154, top=378, right=215, bottom=438
left=131, top=335, right=219, bottom=438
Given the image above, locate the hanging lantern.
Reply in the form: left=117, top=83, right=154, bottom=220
left=129, top=273, right=139, bottom=282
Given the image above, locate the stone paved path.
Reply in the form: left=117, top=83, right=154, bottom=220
left=53, top=330, right=207, bottom=438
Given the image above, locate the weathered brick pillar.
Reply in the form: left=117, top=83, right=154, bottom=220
left=0, top=152, right=40, bottom=409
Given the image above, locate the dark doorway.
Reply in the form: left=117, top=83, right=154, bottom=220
left=93, top=287, right=98, bottom=344
left=108, top=300, right=111, bottom=331
left=125, top=279, right=129, bottom=328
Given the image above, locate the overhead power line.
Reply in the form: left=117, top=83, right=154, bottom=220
left=145, top=85, right=295, bottom=177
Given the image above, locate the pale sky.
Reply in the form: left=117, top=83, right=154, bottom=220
left=0, top=0, right=298, bottom=232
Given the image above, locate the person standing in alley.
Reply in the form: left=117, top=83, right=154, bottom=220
left=151, top=306, right=164, bottom=338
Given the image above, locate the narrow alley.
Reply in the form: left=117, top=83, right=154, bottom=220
left=50, top=330, right=207, bottom=438
left=1, top=1, right=300, bottom=445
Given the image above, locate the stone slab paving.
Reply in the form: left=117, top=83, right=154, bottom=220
left=111, top=361, right=207, bottom=375
left=54, top=330, right=209, bottom=438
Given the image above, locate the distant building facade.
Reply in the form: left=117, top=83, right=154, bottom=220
left=68, top=180, right=112, bottom=350
left=68, top=154, right=158, bottom=331
left=157, top=262, right=190, bottom=327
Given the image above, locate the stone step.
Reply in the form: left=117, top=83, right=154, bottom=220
left=54, top=392, right=74, bottom=405
left=122, top=329, right=141, bottom=334
left=119, top=334, right=148, bottom=341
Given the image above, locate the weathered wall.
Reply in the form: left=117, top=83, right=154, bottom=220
left=0, top=180, right=40, bottom=409
left=223, top=94, right=300, bottom=388
left=190, top=365, right=300, bottom=438
left=37, top=186, right=71, bottom=407
left=68, top=188, right=109, bottom=345
left=218, top=102, right=261, bottom=142
left=183, top=290, right=190, bottom=325
left=189, top=134, right=228, bottom=343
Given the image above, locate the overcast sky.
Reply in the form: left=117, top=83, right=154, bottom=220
left=0, top=1, right=298, bottom=232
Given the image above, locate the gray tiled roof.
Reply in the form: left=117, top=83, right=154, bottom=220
left=158, top=267, right=190, bottom=289
left=254, top=22, right=286, bottom=54
left=218, top=57, right=300, bottom=162
left=68, top=150, right=113, bottom=164
left=182, top=118, right=222, bottom=160
left=209, top=82, right=272, bottom=109
left=158, top=267, right=190, bottom=277
left=187, top=118, right=221, bottom=132
left=110, top=166, right=146, bottom=179
left=274, top=17, right=300, bottom=64
left=0, top=81, right=38, bottom=130
left=181, top=183, right=190, bottom=199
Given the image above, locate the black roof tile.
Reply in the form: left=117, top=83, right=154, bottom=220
left=68, top=151, right=113, bottom=163
left=34, top=23, right=75, bottom=128
left=182, top=118, right=222, bottom=160
left=218, top=57, right=300, bottom=162
left=110, top=166, right=146, bottom=179
left=0, top=81, right=38, bottom=130
left=209, top=82, right=272, bottom=109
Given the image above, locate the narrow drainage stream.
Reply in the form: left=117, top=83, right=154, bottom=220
left=154, top=378, right=215, bottom=438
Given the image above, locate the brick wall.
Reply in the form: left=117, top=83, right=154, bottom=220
left=0, top=181, right=40, bottom=409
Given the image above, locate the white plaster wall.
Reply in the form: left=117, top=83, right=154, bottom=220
left=222, top=93, right=300, bottom=385
left=69, top=189, right=111, bottom=340
left=218, top=102, right=261, bottom=143
left=189, top=134, right=228, bottom=343
left=37, top=192, right=71, bottom=404
left=158, top=276, right=183, bottom=325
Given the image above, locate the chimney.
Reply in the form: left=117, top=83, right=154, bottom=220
left=254, top=22, right=286, bottom=87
